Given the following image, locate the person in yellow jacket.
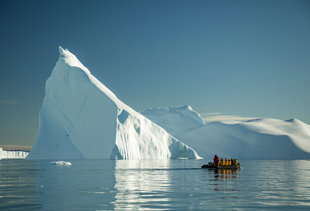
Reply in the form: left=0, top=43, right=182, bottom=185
left=225, top=158, right=228, bottom=166
left=220, top=158, right=224, bottom=166
left=234, top=158, right=238, bottom=165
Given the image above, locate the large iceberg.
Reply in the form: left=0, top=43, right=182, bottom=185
left=143, top=107, right=310, bottom=159
left=27, top=47, right=200, bottom=160
left=178, top=118, right=310, bottom=159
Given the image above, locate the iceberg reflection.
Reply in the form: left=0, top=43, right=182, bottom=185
left=114, top=160, right=172, bottom=210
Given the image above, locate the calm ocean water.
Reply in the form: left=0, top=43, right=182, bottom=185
left=0, top=159, right=310, bottom=210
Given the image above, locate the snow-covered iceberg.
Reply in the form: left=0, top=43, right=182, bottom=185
left=0, top=148, right=28, bottom=159
left=143, top=107, right=310, bottom=159
left=141, top=105, right=205, bottom=135
left=179, top=118, right=310, bottom=159
left=27, top=47, right=200, bottom=160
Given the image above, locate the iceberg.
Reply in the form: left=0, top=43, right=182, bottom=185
left=0, top=148, right=28, bottom=159
left=50, top=161, right=72, bottom=166
left=27, top=47, right=200, bottom=160
left=144, top=107, right=310, bottom=159
left=141, top=105, right=205, bottom=135
left=178, top=118, right=310, bottom=159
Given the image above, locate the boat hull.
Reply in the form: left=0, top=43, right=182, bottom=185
left=201, top=164, right=241, bottom=170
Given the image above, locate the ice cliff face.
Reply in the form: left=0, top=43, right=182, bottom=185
left=27, top=47, right=200, bottom=160
left=113, top=109, right=199, bottom=159
left=0, top=148, right=28, bottom=159
left=144, top=108, right=310, bottom=159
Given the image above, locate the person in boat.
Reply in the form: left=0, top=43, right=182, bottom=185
left=213, top=154, right=219, bottom=166
left=220, top=158, right=224, bottom=166
left=234, top=158, right=238, bottom=166
left=224, top=158, right=227, bottom=166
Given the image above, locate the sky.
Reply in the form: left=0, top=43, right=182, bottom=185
left=0, top=0, right=310, bottom=146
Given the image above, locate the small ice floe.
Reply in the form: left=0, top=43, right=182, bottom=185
left=50, top=161, right=72, bottom=166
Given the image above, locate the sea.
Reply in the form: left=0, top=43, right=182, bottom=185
left=0, top=159, right=310, bottom=210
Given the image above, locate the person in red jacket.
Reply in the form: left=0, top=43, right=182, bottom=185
left=213, top=154, right=219, bottom=166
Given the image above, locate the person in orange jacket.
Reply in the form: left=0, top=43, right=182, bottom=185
left=213, top=154, right=219, bottom=166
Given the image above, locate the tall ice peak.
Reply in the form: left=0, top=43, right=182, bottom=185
left=58, top=46, right=90, bottom=74
left=27, top=47, right=201, bottom=160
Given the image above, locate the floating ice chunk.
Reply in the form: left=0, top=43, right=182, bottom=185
left=50, top=161, right=72, bottom=166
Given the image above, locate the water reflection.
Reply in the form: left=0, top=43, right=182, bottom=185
left=0, top=160, right=42, bottom=210
left=208, top=168, right=240, bottom=192
left=33, top=160, right=117, bottom=210
left=114, top=160, right=172, bottom=210
left=241, top=160, right=310, bottom=208
left=2, top=159, right=310, bottom=210
left=213, top=168, right=239, bottom=179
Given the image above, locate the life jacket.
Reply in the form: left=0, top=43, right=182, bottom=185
left=214, top=155, right=219, bottom=163
left=220, top=158, right=224, bottom=166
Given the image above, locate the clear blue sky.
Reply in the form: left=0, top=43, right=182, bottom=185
left=1, top=0, right=310, bottom=146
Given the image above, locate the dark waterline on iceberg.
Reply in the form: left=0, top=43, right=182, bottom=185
left=0, top=159, right=310, bottom=210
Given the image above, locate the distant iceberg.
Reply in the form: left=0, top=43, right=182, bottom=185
left=178, top=118, right=310, bottom=159
left=143, top=107, right=310, bottom=160
left=27, top=47, right=200, bottom=160
left=0, top=148, right=28, bottom=159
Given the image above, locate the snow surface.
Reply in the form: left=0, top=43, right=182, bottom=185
left=27, top=47, right=200, bottom=160
left=141, top=105, right=205, bottom=135
left=163, top=117, right=310, bottom=159
left=0, top=148, right=28, bottom=159
left=143, top=107, right=310, bottom=159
